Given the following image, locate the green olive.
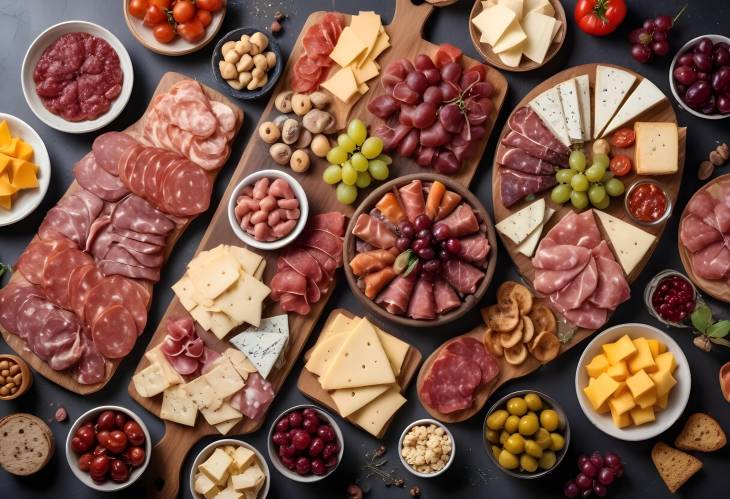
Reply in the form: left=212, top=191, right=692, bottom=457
left=498, top=449, right=519, bottom=470
left=491, top=445, right=502, bottom=460
left=549, top=433, right=565, bottom=451
left=499, top=430, right=510, bottom=445
left=504, top=434, right=525, bottom=455
left=534, top=428, right=552, bottom=449
left=518, top=412, right=539, bottom=436
left=540, top=409, right=560, bottom=432
left=524, top=393, right=543, bottom=412
left=524, top=439, right=543, bottom=459
left=487, top=409, right=509, bottom=430
left=485, top=428, right=500, bottom=444
left=506, top=397, right=528, bottom=416
left=539, top=450, right=557, bottom=470
left=520, top=454, right=539, bottom=473
left=504, top=415, right=520, bottom=434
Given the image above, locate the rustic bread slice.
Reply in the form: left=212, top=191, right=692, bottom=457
left=675, top=413, right=727, bottom=452
left=0, top=413, right=55, bottom=476
left=651, top=442, right=702, bottom=493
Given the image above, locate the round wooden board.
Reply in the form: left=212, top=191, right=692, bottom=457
left=468, top=0, right=566, bottom=72
left=678, top=173, right=730, bottom=303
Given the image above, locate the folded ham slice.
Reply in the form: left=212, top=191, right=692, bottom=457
left=681, top=215, right=722, bottom=253
left=533, top=245, right=591, bottom=295
left=352, top=213, right=397, bottom=249
left=692, top=242, right=730, bottom=280
left=551, top=258, right=598, bottom=312
left=562, top=302, right=609, bottom=330
left=376, top=272, right=416, bottom=315
left=501, top=130, right=569, bottom=166
left=407, top=278, right=436, bottom=320
left=435, top=204, right=479, bottom=238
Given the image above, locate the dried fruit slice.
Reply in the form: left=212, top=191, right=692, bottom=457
left=483, top=328, right=504, bottom=357
left=529, top=303, right=557, bottom=336
left=521, top=316, right=535, bottom=344
left=481, top=302, right=520, bottom=333
left=499, top=320, right=523, bottom=349
left=504, top=343, right=528, bottom=366
left=529, top=331, right=560, bottom=363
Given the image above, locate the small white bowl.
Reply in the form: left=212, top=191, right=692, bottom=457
left=21, top=20, right=134, bottom=133
left=266, top=405, right=344, bottom=483
left=228, top=169, right=309, bottom=251
left=575, top=323, right=691, bottom=441
left=398, top=418, right=455, bottom=478
left=669, top=34, right=730, bottom=120
left=189, top=439, right=270, bottom=499
left=0, top=113, right=50, bottom=227
left=65, top=405, right=152, bottom=492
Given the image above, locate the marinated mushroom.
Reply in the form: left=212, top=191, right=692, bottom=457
left=270, top=143, right=292, bottom=165
left=309, top=91, right=331, bottom=110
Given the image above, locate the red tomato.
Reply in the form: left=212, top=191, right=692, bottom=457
left=196, top=8, right=212, bottom=27
left=128, top=0, right=149, bottom=19
left=149, top=0, right=170, bottom=8
left=574, top=0, right=627, bottom=36
left=197, top=0, right=223, bottom=12
left=609, top=155, right=632, bottom=176
left=173, top=0, right=195, bottom=22
left=609, top=128, right=636, bottom=148
left=105, top=430, right=128, bottom=454
left=143, top=4, right=166, bottom=27
left=177, top=19, right=205, bottom=43
left=153, top=23, right=176, bottom=43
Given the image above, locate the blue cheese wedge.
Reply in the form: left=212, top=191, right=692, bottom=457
left=601, top=78, right=666, bottom=137
left=516, top=206, right=555, bottom=257
left=574, top=74, right=592, bottom=140
left=244, top=314, right=289, bottom=336
left=230, top=331, right=288, bottom=380
left=594, top=65, right=636, bottom=139
left=594, top=210, right=657, bottom=275
left=557, top=78, right=584, bottom=144
left=496, top=198, right=546, bottom=245
left=529, top=87, right=571, bottom=147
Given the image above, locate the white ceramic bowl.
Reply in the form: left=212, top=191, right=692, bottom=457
left=575, top=323, right=691, bottom=441
left=228, top=169, right=309, bottom=251
left=266, top=405, right=344, bottom=483
left=0, top=113, right=50, bottom=226
left=65, top=405, right=151, bottom=492
left=398, top=418, right=455, bottom=478
left=189, top=439, right=270, bottom=499
left=669, top=34, right=730, bottom=120
left=21, top=21, right=134, bottom=133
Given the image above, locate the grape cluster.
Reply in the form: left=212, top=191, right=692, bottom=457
left=563, top=451, right=624, bottom=498
left=629, top=13, right=677, bottom=63
left=551, top=151, right=625, bottom=210
left=673, top=38, right=730, bottom=115
left=321, top=119, right=391, bottom=205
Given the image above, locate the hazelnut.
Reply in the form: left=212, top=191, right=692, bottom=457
left=410, top=485, right=421, bottom=497
left=295, top=129, right=312, bottom=149
left=698, top=160, right=714, bottom=180
left=709, top=150, right=724, bottom=166
left=271, top=20, right=282, bottom=34
left=281, top=118, right=301, bottom=145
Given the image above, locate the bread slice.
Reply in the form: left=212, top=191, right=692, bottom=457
left=675, top=413, right=727, bottom=452
left=651, top=442, right=702, bottom=493
left=0, top=413, right=55, bottom=476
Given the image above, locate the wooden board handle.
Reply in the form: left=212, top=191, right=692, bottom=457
left=144, top=423, right=189, bottom=498
left=389, top=0, right=434, bottom=35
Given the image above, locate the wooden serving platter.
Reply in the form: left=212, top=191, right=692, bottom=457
left=297, top=309, right=421, bottom=439
left=0, top=72, right=243, bottom=395
left=678, top=173, right=730, bottom=303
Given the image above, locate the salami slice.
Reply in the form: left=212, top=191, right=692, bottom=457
left=15, top=237, right=75, bottom=284
left=92, top=305, right=137, bottom=359
left=38, top=206, right=85, bottom=248
left=161, top=161, right=211, bottom=216
left=111, top=227, right=167, bottom=246
left=99, top=260, right=160, bottom=282
left=444, top=337, right=500, bottom=385
left=69, top=265, right=103, bottom=320
left=41, top=248, right=94, bottom=309
left=32, top=308, right=83, bottom=369
left=83, top=275, right=147, bottom=333
left=73, top=153, right=130, bottom=202
left=72, top=334, right=107, bottom=385
left=112, top=195, right=175, bottom=236
left=166, top=80, right=218, bottom=138
left=420, top=352, right=481, bottom=414
left=0, top=283, right=41, bottom=335
left=92, top=131, right=140, bottom=174
left=16, top=296, right=56, bottom=346
left=210, top=101, right=236, bottom=136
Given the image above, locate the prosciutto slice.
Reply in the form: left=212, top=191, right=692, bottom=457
left=681, top=215, right=722, bottom=253
left=435, top=204, right=479, bottom=238
left=458, top=234, right=491, bottom=263
left=692, top=242, right=730, bottom=280
left=497, top=147, right=559, bottom=176
left=349, top=249, right=396, bottom=276
left=399, top=179, right=426, bottom=223
left=352, top=213, right=397, bottom=249
left=364, top=267, right=397, bottom=299
left=375, top=272, right=416, bottom=315
left=533, top=246, right=592, bottom=295
left=443, top=259, right=484, bottom=295
left=591, top=254, right=631, bottom=310
left=508, top=107, right=571, bottom=156
left=501, top=131, right=569, bottom=166
left=309, top=212, right=346, bottom=237
left=407, top=278, right=436, bottom=320
left=543, top=211, right=601, bottom=249
left=562, top=302, right=609, bottom=330
left=550, top=257, right=598, bottom=312
left=434, top=278, right=461, bottom=314
left=500, top=168, right=556, bottom=207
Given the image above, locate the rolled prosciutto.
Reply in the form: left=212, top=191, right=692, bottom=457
left=352, top=213, right=397, bottom=249
left=399, top=179, right=426, bottom=223
left=434, top=204, right=479, bottom=238
left=443, top=259, right=484, bottom=295
left=407, top=277, right=436, bottom=320
left=433, top=278, right=461, bottom=314
left=458, top=233, right=491, bottom=263
left=375, top=272, right=416, bottom=315
left=364, top=267, right=397, bottom=299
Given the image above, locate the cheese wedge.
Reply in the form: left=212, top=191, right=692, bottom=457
left=516, top=206, right=555, bottom=257
left=594, top=210, right=656, bottom=276
left=521, top=11, right=557, bottom=65
left=574, top=74, right=592, bottom=140
left=230, top=331, right=287, bottom=380
left=331, top=383, right=391, bottom=417
left=473, top=5, right=517, bottom=46
left=557, top=78, right=584, bottom=144
left=321, top=66, right=360, bottom=104
left=529, top=87, right=571, bottom=147
left=594, top=66, right=636, bottom=138
left=496, top=198, right=546, bottom=245
left=492, top=19, right=527, bottom=54
left=349, top=386, right=406, bottom=436
left=329, top=27, right=368, bottom=67
left=497, top=45, right=523, bottom=67
left=601, top=78, right=666, bottom=137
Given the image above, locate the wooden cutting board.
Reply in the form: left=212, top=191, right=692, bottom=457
left=128, top=1, right=507, bottom=497
left=0, top=72, right=243, bottom=395
left=297, top=309, right=422, bottom=439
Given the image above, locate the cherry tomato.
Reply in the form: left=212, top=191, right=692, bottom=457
left=114, top=412, right=127, bottom=430
left=128, top=0, right=149, bottom=19
left=127, top=446, right=146, bottom=467
left=609, top=128, right=636, bottom=148
left=197, top=0, right=223, bottom=12
left=96, top=410, right=116, bottom=431
left=71, top=426, right=96, bottom=453
left=196, top=8, right=212, bottom=27
left=574, top=0, right=627, bottom=36
left=143, top=4, right=166, bottom=27
left=110, top=459, right=130, bottom=483
left=123, top=421, right=145, bottom=447
left=609, top=155, right=632, bottom=177
left=177, top=19, right=205, bottom=43
left=149, top=0, right=170, bottom=8
left=105, top=430, right=128, bottom=454
left=78, top=453, right=93, bottom=472
left=153, top=23, right=176, bottom=43
left=173, top=0, right=195, bottom=22
left=90, top=455, right=110, bottom=482
left=93, top=444, right=108, bottom=457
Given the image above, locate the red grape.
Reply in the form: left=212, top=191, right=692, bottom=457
left=590, top=452, right=604, bottom=468
left=110, top=459, right=129, bottom=483
left=396, top=237, right=411, bottom=251
left=311, top=458, right=326, bottom=475
left=712, top=66, right=730, bottom=92
left=422, top=259, right=441, bottom=274
left=414, top=214, right=432, bottom=231
left=317, top=425, right=335, bottom=442
left=715, top=48, right=730, bottom=67
left=368, top=95, right=400, bottom=119
left=673, top=65, right=697, bottom=85
left=597, top=467, right=615, bottom=486
left=295, top=457, right=311, bottom=475
left=653, top=15, right=673, bottom=31
left=696, top=37, right=714, bottom=54
left=78, top=453, right=93, bottom=472
left=412, top=101, right=438, bottom=129
left=441, top=62, right=461, bottom=83
left=272, top=432, right=288, bottom=446
left=593, top=483, right=608, bottom=498
left=415, top=53, right=436, bottom=71
left=90, top=455, right=110, bottom=482
left=406, top=71, right=429, bottom=93
left=564, top=481, right=580, bottom=498
left=400, top=221, right=415, bottom=238
left=445, top=238, right=461, bottom=255
left=677, top=52, right=695, bottom=66
left=275, top=418, right=290, bottom=433
left=576, top=473, right=592, bottom=490
left=652, top=40, right=669, bottom=56
left=642, top=19, right=654, bottom=30
left=628, top=28, right=643, bottom=44
left=96, top=411, right=116, bottom=431
left=580, top=461, right=598, bottom=478
left=697, top=71, right=710, bottom=81
left=309, top=437, right=324, bottom=457
left=685, top=81, right=712, bottom=107
left=393, top=81, right=420, bottom=104
left=717, top=93, right=730, bottom=113
left=693, top=52, right=713, bottom=71
left=631, top=44, right=652, bottom=63
left=322, top=442, right=339, bottom=460
left=423, top=68, right=441, bottom=85
left=302, top=415, right=320, bottom=434
left=288, top=411, right=303, bottom=428
left=292, top=429, right=311, bottom=450
left=700, top=94, right=717, bottom=114
left=652, top=30, right=667, bottom=42
left=604, top=452, right=621, bottom=469
left=418, top=247, right=435, bottom=260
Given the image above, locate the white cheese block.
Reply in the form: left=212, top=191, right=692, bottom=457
left=187, top=252, right=241, bottom=301
left=331, top=383, right=391, bottom=417
left=223, top=348, right=257, bottom=380
left=593, top=65, right=636, bottom=139
left=231, top=465, right=265, bottom=491
left=201, top=401, right=243, bottom=426
left=521, top=11, right=557, bottom=64
left=349, top=386, right=407, bottom=437
left=214, top=272, right=270, bottom=329
left=320, top=66, right=360, bottom=103
left=529, top=87, right=571, bottom=147
left=497, top=0, right=524, bottom=20
left=201, top=448, right=233, bottom=484
left=227, top=245, right=263, bottom=276
left=172, top=274, right=197, bottom=311
left=557, top=78, right=584, bottom=144
left=492, top=19, right=527, bottom=54
left=495, top=198, right=546, bottom=244
left=144, top=345, right=184, bottom=385
left=184, top=376, right=223, bottom=411
left=601, top=78, right=666, bottom=137
left=194, top=473, right=219, bottom=497
left=230, top=331, right=288, bottom=380
left=594, top=210, right=657, bottom=275
left=574, top=74, right=592, bottom=140
left=214, top=489, right=242, bottom=499
left=516, top=206, right=555, bottom=257
left=232, top=446, right=255, bottom=472
left=473, top=5, right=517, bottom=46
left=634, top=122, right=678, bottom=175
left=160, top=385, right=198, bottom=426
left=214, top=418, right=242, bottom=436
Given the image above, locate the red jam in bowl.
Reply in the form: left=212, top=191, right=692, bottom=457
left=651, top=275, right=695, bottom=323
left=627, top=182, right=668, bottom=223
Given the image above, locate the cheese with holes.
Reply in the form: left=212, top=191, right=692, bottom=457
left=594, top=66, right=636, bottom=138
left=634, top=122, right=678, bottom=175
left=594, top=210, right=656, bottom=276
left=473, top=5, right=517, bottom=46
left=496, top=198, right=546, bottom=245
left=349, top=386, right=406, bottom=436
left=521, top=11, right=557, bottom=64
left=602, top=79, right=666, bottom=137
left=331, top=383, right=391, bottom=417
left=160, top=385, right=198, bottom=426
left=574, top=74, right=591, bottom=140
left=557, top=78, right=584, bottom=143
left=529, top=87, right=571, bottom=147
left=214, top=273, right=270, bottom=328
left=188, top=252, right=240, bottom=300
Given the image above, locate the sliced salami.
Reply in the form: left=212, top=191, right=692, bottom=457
left=166, top=80, right=218, bottom=137
left=73, top=153, right=130, bottom=202
left=444, top=337, right=500, bottom=385
left=92, top=305, right=137, bottom=359
left=69, top=266, right=103, bottom=320
left=112, top=195, right=175, bottom=236
left=111, top=227, right=167, bottom=246
left=72, top=334, right=107, bottom=385
left=234, top=372, right=275, bottom=421
left=92, top=131, right=141, bottom=174
left=16, top=296, right=56, bottom=345
left=86, top=216, right=113, bottom=258
left=83, top=275, right=147, bottom=333
left=210, top=101, right=236, bottom=136
left=99, top=259, right=161, bottom=282
left=0, top=283, right=41, bottom=335
left=15, top=237, right=75, bottom=284
left=41, top=248, right=94, bottom=309
left=38, top=205, right=85, bottom=247
left=32, top=309, right=83, bottom=369
left=420, top=352, right=482, bottom=414
left=161, top=161, right=211, bottom=216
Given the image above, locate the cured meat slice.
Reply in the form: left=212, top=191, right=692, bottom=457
left=399, top=180, right=426, bottom=224
left=0, top=283, right=41, bottom=335
left=16, top=295, right=56, bottom=344
left=546, top=211, right=602, bottom=249
left=444, top=337, right=500, bottom=384
left=83, top=275, right=147, bottom=334
left=309, top=212, right=346, bottom=237
left=112, top=195, right=175, bottom=236
left=68, top=266, right=103, bottom=319
left=561, top=302, right=609, bottom=330
left=38, top=205, right=86, bottom=248
left=349, top=249, right=396, bottom=276
left=41, top=247, right=94, bottom=309
left=551, top=257, right=598, bottom=312
left=375, top=272, right=416, bottom=315
left=72, top=334, right=107, bottom=385
left=99, top=260, right=161, bottom=282
left=435, top=204, right=479, bottom=238
left=29, top=307, right=81, bottom=366
left=508, top=107, right=571, bottom=156
left=533, top=245, right=592, bottom=295
left=364, top=267, right=397, bottom=299
left=458, top=234, right=491, bottom=263
left=680, top=214, right=722, bottom=253
left=687, top=191, right=716, bottom=220
left=88, top=219, right=115, bottom=261
left=433, top=278, right=461, bottom=314
left=165, top=81, right=218, bottom=138
left=280, top=248, right=323, bottom=283
left=407, top=277, right=436, bottom=320
left=692, top=242, right=730, bottom=280
left=92, top=305, right=137, bottom=359
left=299, top=229, right=343, bottom=265
left=92, top=132, right=140, bottom=174
left=443, top=259, right=484, bottom=295
left=352, top=214, right=397, bottom=249
left=112, top=227, right=167, bottom=246
left=501, top=131, right=568, bottom=166
left=421, top=352, right=481, bottom=414
left=75, top=189, right=105, bottom=223
left=234, top=372, right=275, bottom=421
left=188, top=137, right=228, bottom=170
left=497, top=147, right=559, bottom=176
left=306, top=248, right=337, bottom=274
left=279, top=292, right=311, bottom=315
left=270, top=269, right=307, bottom=301
left=15, top=237, right=75, bottom=284
left=104, top=244, right=162, bottom=270
left=500, top=168, right=556, bottom=207
left=590, top=254, right=631, bottom=310
left=161, top=160, right=212, bottom=216
left=73, top=152, right=130, bottom=202
left=210, top=101, right=236, bottom=136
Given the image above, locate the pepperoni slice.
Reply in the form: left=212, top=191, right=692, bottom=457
left=41, top=248, right=94, bottom=309
left=294, top=56, right=321, bottom=77
left=92, top=305, right=137, bottom=359
left=444, top=337, right=500, bottom=385
left=70, top=266, right=104, bottom=321
left=15, top=238, right=75, bottom=284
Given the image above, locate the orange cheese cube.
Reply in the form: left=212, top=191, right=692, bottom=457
left=655, top=392, right=669, bottom=410
left=10, top=159, right=39, bottom=189
left=588, top=373, right=622, bottom=410
left=585, top=354, right=611, bottom=378
left=628, top=337, right=657, bottom=374
left=649, top=370, right=676, bottom=397
left=610, top=405, right=631, bottom=428
left=603, top=335, right=637, bottom=365
left=606, top=360, right=629, bottom=381
left=0, top=194, right=11, bottom=210
left=0, top=120, right=10, bottom=146
left=646, top=339, right=661, bottom=358
left=608, top=389, right=636, bottom=416
left=0, top=155, right=10, bottom=176
left=654, top=352, right=676, bottom=374
left=0, top=137, right=18, bottom=156
left=626, top=369, right=655, bottom=399
left=630, top=405, right=656, bottom=426
left=634, top=387, right=657, bottom=409
left=0, top=172, right=18, bottom=196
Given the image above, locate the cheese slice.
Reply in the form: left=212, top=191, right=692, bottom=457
left=319, top=318, right=396, bottom=390
left=253, top=260, right=266, bottom=281
left=145, top=344, right=184, bottom=385
left=357, top=30, right=390, bottom=67
left=351, top=60, right=380, bottom=85
left=188, top=252, right=240, bottom=300
left=496, top=198, right=546, bottom=244
left=574, top=74, right=592, bottom=140
left=331, top=383, right=391, bottom=417
left=205, top=358, right=246, bottom=400
left=529, top=87, right=571, bottom=147
left=634, top=122, right=678, bottom=175
left=349, top=386, right=406, bottom=436
left=521, top=11, right=557, bottom=65
left=516, top=206, right=555, bottom=257
left=350, top=11, right=381, bottom=57
left=227, top=245, right=263, bottom=275
left=133, top=362, right=170, bottom=398
left=601, top=78, right=666, bottom=137
left=594, top=65, right=636, bottom=138
left=557, top=78, right=584, bottom=144
left=214, top=272, right=270, bottom=328
left=184, top=375, right=223, bottom=411
left=172, top=274, right=197, bottom=311
left=497, top=45, right=523, bottom=67
left=497, top=0, right=524, bottom=19
left=160, top=385, right=198, bottom=426
left=223, top=348, right=257, bottom=380
left=525, top=0, right=554, bottom=15
left=201, top=401, right=243, bottom=426
left=231, top=332, right=288, bottom=380
left=321, top=67, right=360, bottom=104
left=492, top=19, right=527, bottom=54
left=209, top=310, right=237, bottom=340
left=473, top=5, right=516, bottom=46
left=214, top=417, right=242, bottom=435
left=594, top=210, right=657, bottom=275
left=321, top=313, right=356, bottom=341
left=305, top=334, right=347, bottom=376
left=329, top=27, right=368, bottom=68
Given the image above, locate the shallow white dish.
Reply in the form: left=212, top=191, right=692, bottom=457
left=65, top=405, right=151, bottom=492
left=189, top=439, right=270, bottom=499
left=21, top=20, right=134, bottom=134
left=0, top=113, right=51, bottom=226
left=228, top=169, right=309, bottom=251
left=398, top=418, right=455, bottom=478
left=575, top=323, right=691, bottom=441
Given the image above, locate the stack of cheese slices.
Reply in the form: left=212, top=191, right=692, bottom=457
left=304, top=312, right=410, bottom=437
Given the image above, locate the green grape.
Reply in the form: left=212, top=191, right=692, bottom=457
left=592, top=153, right=610, bottom=169
left=361, top=136, right=384, bottom=159
left=368, top=159, right=389, bottom=180
left=600, top=171, right=615, bottom=183
left=336, top=182, right=358, bottom=205
left=569, top=150, right=586, bottom=172
left=322, top=164, right=342, bottom=185
left=356, top=171, right=372, bottom=188
left=350, top=152, right=369, bottom=172
left=337, top=133, right=356, bottom=153
left=326, top=146, right=347, bottom=165
left=588, top=184, right=607, bottom=206
left=592, top=194, right=610, bottom=210
left=376, top=154, right=392, bottom=165
left=347, top=119, right=367, bottom=146
left=341, top=162, right=357, bottom=185
left=570, top=190, right=589, bottom=210
left=585, top=164, right=607, bottom=183
left=550, top=184, right=572, bottom=204
left=555, top=168, right=575, bottom=184
left=570, top=173, right=589, bottom=192
left=605, top=178, right=625, bottom=197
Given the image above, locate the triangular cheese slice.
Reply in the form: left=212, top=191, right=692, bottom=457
left=601, top=78, right=666, bottom=137
left=496, top=198, right=546, bottom=245
left=593, top=65, right=636, bottom=138
left=331, top=383, right=391, bottom=417
left=230, top=331, right=288, bottom=380
left=557, top=78, right=584, bottom=144
left=319, top=318, right=395, bottom=390
left=594, top=210, right=656, bottom=275
left=214, top=272, right=270, bottom=328
left=529, top=87, right=571, bottom=147
left=306, top=333, right=348, bottom=376
left=516, top=206, right=555, bottom=257
left=574, top=74, right=591, bottom=140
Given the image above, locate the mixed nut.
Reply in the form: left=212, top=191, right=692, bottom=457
left=219, top=31, right=277, bottom=91
left=0, top=358, right=25, bottom=397
left=401, top=423, right=452, bottom=474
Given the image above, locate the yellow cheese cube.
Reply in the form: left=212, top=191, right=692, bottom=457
left=585, top=354, right=611, bottom=378
left=634, top=387, right=657, bottom=409
left=0, top=138, right=18, bottom=156
left=625, top=369, right=655, bottom=399
left=0, top=155, right=10, bottom=176
left=610, top=405, right=632, bottom=428
left=606, top=361, right=629, bottom=381
left=590, top=373, right=622, bottom=409
left=0, top=120, right=10, bottom=146
left=634, top=122, right=678, bottom=175
left=608, top=389, right=636, bottom=416
left=320, top=67, right=360, bottom=104
left=654, top=352, right=676, bottom=374
left=10, top=159, right=39, bottom=190
left=0, top=173, right=18, bottom=196
left=630, top=405, right=656, bottom=426
left=628, top=337, right=657, bottom=374
left=14, top=140, right=33, bottom=161
left=603, top=335, right=637, bottom=365
left=646, top=339, right=661, bottom=358
left=649, top=370, right=676, bottom=397
left=655, top=392, right=669, bottom=410
left=657, top=341, right=667, bottom=354
left=0, top=194, right=11, bottom=210
left=583, top=378, right=610, bottom=413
